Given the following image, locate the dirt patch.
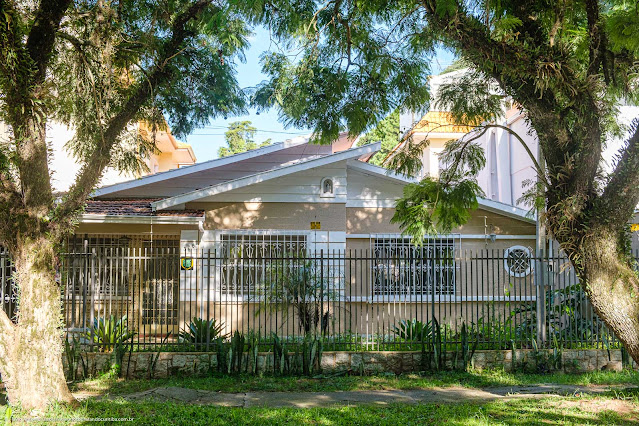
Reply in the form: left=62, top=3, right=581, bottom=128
left=550, top=398, right=639, bottom=421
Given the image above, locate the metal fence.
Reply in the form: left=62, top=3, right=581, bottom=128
left=1, top=246, right=619, bottom=352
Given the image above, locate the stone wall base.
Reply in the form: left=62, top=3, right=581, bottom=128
left=64, top=349, right=638, bottom=380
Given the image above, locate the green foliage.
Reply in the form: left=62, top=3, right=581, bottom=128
left=216, top=336, right=230, bottom=374
left=46, top=1, right=251, bottom=170
left=83, top=315, right=135, bottom=353
left=229, top=330, right=246, bottom=373
left=510, top=283, right=618, bottom=348
left=357, top=109, right=400, bottom=166
left=178, top=318, right=227, bottom=350
left=64, top=337, right=88, bottom=381
left=391, top=177, right=482, bottom=241
left=272, top=332, right=290, bottom=375
left=218, top=121, right=272, bottom=157
left=255, top=259, right=338, bottom=334
left=251, top=2, right=432, bottom=145
left=434, top=71, right=503, bottom=126
left=392, top=319, right=432, bottom=342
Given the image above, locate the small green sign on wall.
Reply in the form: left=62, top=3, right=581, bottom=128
left=180, top=258, right=193, bottom=271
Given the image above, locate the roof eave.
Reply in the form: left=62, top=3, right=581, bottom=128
left=80, top=214, right=204, bottom=225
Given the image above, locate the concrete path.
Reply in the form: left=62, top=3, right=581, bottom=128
left=107, top=384, right=637, bottom=408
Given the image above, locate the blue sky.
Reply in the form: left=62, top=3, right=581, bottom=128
left=184, top=27, right=457, bottom=162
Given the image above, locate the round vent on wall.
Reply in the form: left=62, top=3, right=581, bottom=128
left=504, top=245, right=533, bottom=278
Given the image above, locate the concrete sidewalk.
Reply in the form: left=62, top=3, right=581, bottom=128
left=106, top=384, right=636, bottom=408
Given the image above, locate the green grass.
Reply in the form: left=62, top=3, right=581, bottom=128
left=3, top=370, right=639, bottom=424
left=1, top=395, right=637, bottom=425
left=72, top=368, right=639, bottom=397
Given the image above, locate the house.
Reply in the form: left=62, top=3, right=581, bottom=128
left=63, top=135, right=539, bottom=340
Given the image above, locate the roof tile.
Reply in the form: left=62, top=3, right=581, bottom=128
left=84, top=199, right=203, bottom=217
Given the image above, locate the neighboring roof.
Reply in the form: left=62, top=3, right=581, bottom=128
left=331, top=131, right=359, bottom=152
left=84, top=199, right=204, bottom=217
left=347, top=161, right=535, bottom=223
left=152, top=142, right=381, bottom=211
left=374, top=111, right=474, bottom=165
left=411, top=111, right=474, bottom=134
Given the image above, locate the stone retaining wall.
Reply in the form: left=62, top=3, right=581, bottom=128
left=64, top=349, right=637, bottom=379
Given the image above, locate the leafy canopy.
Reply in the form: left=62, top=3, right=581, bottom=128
left=357, top=109, right=400, bottom=166
left=249, top=0, right=639, bottom=244
left=218, top=121, right=271, bottom=158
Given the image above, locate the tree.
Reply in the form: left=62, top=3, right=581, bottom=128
left=357, top=109, right=400, bottom=166
left=252, top=1, right=639, bottom=363
left=0, top=0, right=249, bottom=409
left=218, top=120, right=271, bottom=157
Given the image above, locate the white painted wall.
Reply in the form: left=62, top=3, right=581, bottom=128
left=474, top=112, right=538, bottom=208
left=346, top=168, right=404, bottom=207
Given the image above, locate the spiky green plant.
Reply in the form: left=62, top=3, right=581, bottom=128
left=178, top=318, right=227, bottom=350
left=392, top=319, right=432, bottom=342
left=83, top=315, right=136, bottom=353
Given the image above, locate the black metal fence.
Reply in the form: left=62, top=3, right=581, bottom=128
left=0, top=247, right=619, bottom=352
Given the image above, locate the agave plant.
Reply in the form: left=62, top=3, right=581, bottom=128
left=392, top=319, right=432, bottom=342
left=83, top=315, right=136, bottom=352
left=179, top=317, right=227, bottom=350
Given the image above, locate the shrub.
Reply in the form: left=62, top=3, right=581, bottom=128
left=179, top=318, right=227, bottom=350
left=83, top=315, right=135, bottom=352
left=392, top=319, right=432, bottom=342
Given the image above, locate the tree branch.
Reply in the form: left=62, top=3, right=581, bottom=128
left=52, top=0, right=215, bottom=234
left=26, top=0, right=72, bottom=85
left=585, top=0, right=611, bottom=83
left=420, top=0, right=602, bottom=205
left=596, top=120, right=639, bottom=226
left=481, top=124, right=548, bottom=185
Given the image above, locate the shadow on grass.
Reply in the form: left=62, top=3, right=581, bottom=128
left=71, top=368, right=639, bottom=399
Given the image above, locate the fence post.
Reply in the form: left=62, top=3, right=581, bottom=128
left=535, top=248, right=547, bottom=348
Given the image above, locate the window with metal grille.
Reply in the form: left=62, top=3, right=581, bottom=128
left=219, top=233, right=307, bottom=294
left=141, top=239, right=179, bottom=325
left=65, top=236, right=131, bottom=297
left=371, top=235, right=458, bottom=296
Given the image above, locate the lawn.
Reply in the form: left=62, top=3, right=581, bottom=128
left=73, top=368, right=639, bottom=396
left=1, top=394, right=638, bottom=425
left=2, top=369, right=639, bottom=424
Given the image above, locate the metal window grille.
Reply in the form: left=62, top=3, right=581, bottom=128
left=66, top=236, right=131, bottom=297
left=219, top=233, right=308, bottom=293
left=371, top=234, right=459, bottom=296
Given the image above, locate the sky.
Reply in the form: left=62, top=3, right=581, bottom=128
left=184, top=27, right=457, bottom=162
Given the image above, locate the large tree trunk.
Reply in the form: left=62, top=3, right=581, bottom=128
left=0, top=237, right=75, bottom=410
left=571, top=227, right=639, bottom=363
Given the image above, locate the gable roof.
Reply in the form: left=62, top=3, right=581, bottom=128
left=152, top=143, right=381, bottom=211
left=92, top=141, right=297, bottom=198
left=346, top=161, right=535, bottom=223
